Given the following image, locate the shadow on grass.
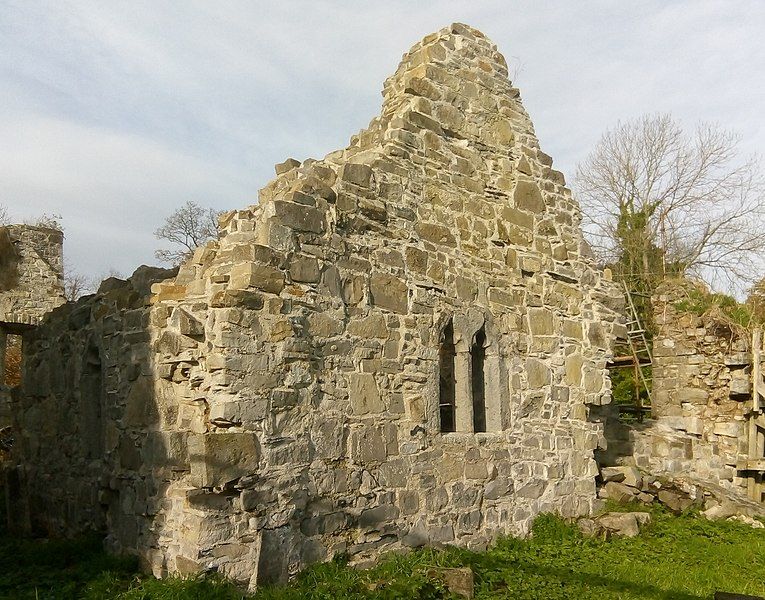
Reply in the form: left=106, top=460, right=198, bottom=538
left=481, top=560, right=705, bottom=600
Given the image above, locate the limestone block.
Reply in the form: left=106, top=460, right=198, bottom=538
left=347, top=314, right=389, bottom=338
left=349, top=426, right=388, bottom=464
left=713, top=421, right=742, bottom=438
left=307, top=312, right=344, bottom=337
left=602, top=481, right=636, bottom=503
left=188, top=433, right=260, bottom=488
left=604, top=466, right=642, bottom=489
left=676, top=387, right=708, bottom=404
left=124, top=376, right=158, bottom=427
left=272, top=201, right=325, bottom=234
left=275, top=158, right=300, bottom=175
left=527, top=307, right=554, bottom=335
left=289, top=256, right=320, bottom=283
left=513, top=180, right=544, bottom=213
left=349, top=373, right=384, bottom=414
left=526, top=358, right=551, bottom=388
left=415, top=222, right=457, bottom=247
left=370, top=273, right=408, bottom=314
left=340, top=163, right=373, bottom=187
left=229, top=264, right=285, bottom=294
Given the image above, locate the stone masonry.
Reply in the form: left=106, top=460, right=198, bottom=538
left=0, top=224, right=65, bottom=427
left=11, top=24, right=623, bottom=590
left=594, top=280, right=752, bottom=498
left=0, top=224, right=65, bottom=325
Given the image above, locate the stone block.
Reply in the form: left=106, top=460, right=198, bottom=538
left=188, top=432, right=260, bottom=487
left=229, top=263, right=285, bottom=294
left=275, top=158, right=300, bottom=174
left=289, top=256, right=320, bottom=283
left=527, top=308, right=553, bottom=335
left=525, top=358, right=551, bottom=388
left=272, top=201, right=325, bottom=234
left=349, top=426, right=388, bottom=464
left=370, top=273, right=408, bottom=314
left=347, top=314, right=389, bottom=338
left=603, top=481, right=636, bottom=503
left=513, top=180, right=544, bottom=213
left=349, top=373, right=384, bottom=414
left=415, top=222, right=457, bottom=247
left=340, top=163, right=373, bottom=187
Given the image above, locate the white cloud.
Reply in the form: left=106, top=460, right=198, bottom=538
left=1, top=0, right=763, bottom=280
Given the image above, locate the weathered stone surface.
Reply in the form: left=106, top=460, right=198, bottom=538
left=370, top=273, right=408, bottom=314
left=189, top=433, right=260, bottom=487
left=349, top=373, right=384, bottom=414
left=0, top=225, right=65, bottom=325
left=603, top=481, right=636, bottom=504
left=415, top=222, right=457, bottom=247
left=229, top=263, right=285, bottom=294
left=658, top=490, right=693, bottom=514
left=594, top=512, right=650, bottom=538
left=514, top=180, right=544, bottom=213
left=272, top=201, right=325, bottom=233
left=275, top=158, right=300, bottom=175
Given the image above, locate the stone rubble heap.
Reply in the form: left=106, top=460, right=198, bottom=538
left=597, top=464, right=765, bottom=528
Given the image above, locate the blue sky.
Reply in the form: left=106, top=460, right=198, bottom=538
left=1, top=1, right=764, bottom=279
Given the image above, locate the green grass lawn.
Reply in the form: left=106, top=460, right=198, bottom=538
left=2, top=505, right=764, bottom=599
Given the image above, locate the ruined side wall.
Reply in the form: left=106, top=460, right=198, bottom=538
left=0, top=225, right=66, bottom=430
left=11, top=267, right=176, bottom=539
left=598, top=281, right=750, bottom=495
left=13, top=24, right=623, bottom=590
left=0, top=225, right=65, bottom=324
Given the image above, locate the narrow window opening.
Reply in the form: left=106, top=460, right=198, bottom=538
left=471, top=327, right=487, bottom=433
left=439, top=320, right=456, bottom=433
left=3, top=334, right=22, bottom=387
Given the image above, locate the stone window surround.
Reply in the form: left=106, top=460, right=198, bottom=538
left=436, top=308, right=505, bottom=434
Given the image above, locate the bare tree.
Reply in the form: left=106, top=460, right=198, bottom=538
left=63, top=269, right=94, bottom=301
left=154, top=201, right=222, bottom=265
left=575, top=114, right=765, bottom=294
left=0, top=204, right=8, bottom=225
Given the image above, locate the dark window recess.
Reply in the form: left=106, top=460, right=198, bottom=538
left=439, top=320, right=456, bottom=433
left=471, top=327, right=487, bottom=433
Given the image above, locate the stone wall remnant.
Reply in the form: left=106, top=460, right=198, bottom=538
left=11, top=24, right=623, bottom=590
left=594, top=280, right=754, bottom=499
left=0, top=224, right=65, bottom=428
left=0, top=224, right=65, bottom=325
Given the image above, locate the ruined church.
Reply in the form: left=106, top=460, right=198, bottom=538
left=3, top=24, right=628, bottom=589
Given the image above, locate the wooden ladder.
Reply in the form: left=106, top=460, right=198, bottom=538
left=609, top=282, right=653, bottom=420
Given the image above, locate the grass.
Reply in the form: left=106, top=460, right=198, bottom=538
left=1, top=505, right=765, bottom=599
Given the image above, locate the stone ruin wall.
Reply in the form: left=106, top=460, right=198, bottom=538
left=595, top=281, right=751, bottom=497
left=0, top=224, right=65, bottom=325
left=0, top=225, right=65, bottom=429
left=11, top=24, right=624, bottom=590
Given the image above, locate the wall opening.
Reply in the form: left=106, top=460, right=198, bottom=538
left=439, top=320, right=456, bottom=433
left=2, top=334, right=22, bottom=387
left=471, top=327, right=487, bottom=433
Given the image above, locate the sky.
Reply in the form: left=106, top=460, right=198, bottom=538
left=1, top=0, right=764, bottom=281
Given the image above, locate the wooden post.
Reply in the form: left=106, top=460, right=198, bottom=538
left=0, top=330, right=6, bottom=385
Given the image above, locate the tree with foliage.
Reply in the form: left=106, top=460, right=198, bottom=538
left=575, top=114, right=765, bottom=298
left=154, top=201, right=223, bottom=265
